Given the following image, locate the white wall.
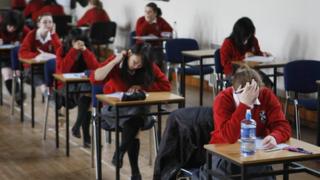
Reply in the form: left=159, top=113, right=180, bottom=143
left=74, top=0, right=320, bottom=92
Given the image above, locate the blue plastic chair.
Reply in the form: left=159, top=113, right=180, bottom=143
left=284, top=60, right=320, bottom=140
left=43, top=59, right=56, bottom=140
left=165, top=38, right=214, bottom=97
left=129, top=31, right=136, bottom=47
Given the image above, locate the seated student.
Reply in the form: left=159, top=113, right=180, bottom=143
left=91, top=44, right=171, bottom=180
left=24, top=0, right=45, bottom=19
left=11, top=0, right=27, bottom=11
left=0, top=10, right=30, bottom=104
left=19, top=13, right=61, bottom=95
left=56, top=28, right=100, bottom=147
left=76, top=0, right=110, bottom=27
left=220, top=17, right=273, bottom=87
left=135, top=2, right=172, bottom=71
left=32, top=0, right=65, bottom=23
left=195, top=67, right=291, bottom=180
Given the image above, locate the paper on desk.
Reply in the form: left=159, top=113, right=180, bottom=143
left=106, top=92, right=124, bottom=99
left=134, top=34, right=159, bottom=40
left=255, top=138, right=289, bottom=150
left=244, top=56, right=275, bottom=63
left=63, top=72, right=86, bottom=78
left=34, top=53, right=56, bottom=62
left=0, top=44, right=17, bottom=49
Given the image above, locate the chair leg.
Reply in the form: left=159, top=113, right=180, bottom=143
left=284, top=92, right=290, bottom=118
left=174, top=68, right=180, bottom=95
left=10, top=76, right=16, bottom=115
left=91, top=116, right=95, bottom=168
left=105, top=130, right=112, bottom=144
left=152, top=117, right=159, bottom=155
left=148, top=127, right=153, bottom=166
left=43, top=92, right=50, bottom=140
left=293, top=99, right=301, bottom=140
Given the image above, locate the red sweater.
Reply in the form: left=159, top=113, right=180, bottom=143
left=210, top=87, right=291, bottom=144
left=0, top=26, right=30, bottom=44
left=90, top=55, right=171, bottom=94
left=77, top=7, right=110, bottom=27
left=135, top=16, right=172, bottom=45
left=11, top=0, right=26, bottom=9
left=32, top=4, right=65, bottom=22
left=19, top=29, right=61, bottom=67
left=23, top=0, right=44, bottom=18
left=220, top=37, right=263, bottom=76
left=56, top=47, right=100, bottom=89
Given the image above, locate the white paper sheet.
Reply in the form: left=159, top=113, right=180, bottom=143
left=0, top=44, right=16, bottom=49
left=63, top=72, right=86, bottom=79
left=105, top=92, right=124, bottom=99
left=34, top=53, right=56, bottom=62
left=244, top=56, right=275, bottom=63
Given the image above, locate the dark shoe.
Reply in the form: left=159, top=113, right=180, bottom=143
left=83, top=140, right=91, bottom=148
left=72, top=127, right=81, bottom=138
left=15, top=92, right=26, bottom=106
left=131, top=174, right=142, bottom=180
left=141, top=116, right=156, bottom=131
left=112, top=150, right=125, bottom=168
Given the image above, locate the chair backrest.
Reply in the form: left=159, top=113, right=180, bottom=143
left=214, top=49, right=223, bottom=74
left=165, top=38, right=199, bottom=63
left=44, top=59, right=56, bottom=87
left=53, top=15, right=72, bottom=38
left=129, top=31, right=136, bottom=47
left=90, top=21, right=117, bottom=45
left=284, top=60, right=320, bottom=93
left=91, top=84, right=104, bottom=108
left=11, top=46, right=20, bottom=70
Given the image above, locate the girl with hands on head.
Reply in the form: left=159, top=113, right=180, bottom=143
left=196, top=67, right=291, bottom=179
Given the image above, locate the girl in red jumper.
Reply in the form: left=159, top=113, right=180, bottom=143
left=11, top=0, right=26, bottom=11
left=32, top=0, right=65, bottom=22
left=76, top=0, right=110, bottom=27
left=56, top=28, right=99, bottom=147
left=19, top=13, right=61, bottom=94
left=0, top=10, right=30, bottom=104
left=220, top=17, right=273, bottom=87
left=196, top=67, right=291, bottom=179
left=92, top=44, right=171, bottom=180
left=135, top=2, right=172, bottom=71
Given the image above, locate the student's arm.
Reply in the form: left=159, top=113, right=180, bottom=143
left=213, top=91, right=249, bottom=143
left=51, top=33, right=62, bottom=51
left=56, top=47, right=79, bottom=73
left=263, top=88, right=291, bottom=143
left=93, top=54, right=122, bottom=81
left=252, top=37, right=263, bottom=56
left=76, top=10, right=90, bottom=27
left=159, top=17, right=173, bottom=33
left=135, top=17, right=149, bottom=36
left=82, top=48, right=100, bottom=70
left=18, top=31, right=38, bottom=59
left=147, top=64, right=171, bottom=91
left=220, top=39, right=236, bottom=76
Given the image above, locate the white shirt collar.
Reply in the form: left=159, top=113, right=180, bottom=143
left=36, top=29, right=52, bottom=44
left=233, top=91, right=261, bottom=109
left=151, top=18, right=157, bottom=24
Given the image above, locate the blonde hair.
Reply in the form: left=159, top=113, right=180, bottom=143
left=91, top=0, right=103, bottom=9
left=232, top=66, right=264, bottom=90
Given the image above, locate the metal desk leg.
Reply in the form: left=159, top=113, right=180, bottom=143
left=180, top=56, right=186, bottom=97
left=317, top=85, right=320, bottom=146
left=157, top=104, right=162, bottom=143
left=199, top=58, right=204, bottom=106
left=31, top=65, right=35, bottom=128
left=95, top=102, right=102, bottom=180
left=55, top=79, right=59, bottom=148
left=65, top=83, right=70, bottom=156
left=0, top=68, right=2, bottom=105
left=283, top=162, right=289, bottom=180
left=115, top=106, right=120, bottom=180
left=20, top=64, right=24, bottom=123
left=206, top=152, right=212, bottom=180
left=273, top=67, right=277, bottom=95
left=241, top=165, right=247, bottom=180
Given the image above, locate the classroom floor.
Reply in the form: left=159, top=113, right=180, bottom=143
left=0, top=82, right=319, bottom=180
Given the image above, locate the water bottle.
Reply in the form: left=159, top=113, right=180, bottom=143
left=241, top=109, right=256, bottom=156
left=172, top=21, right=178, bottom=38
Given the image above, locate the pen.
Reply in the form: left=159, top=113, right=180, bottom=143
left=283, top=146, right=313, bottom=154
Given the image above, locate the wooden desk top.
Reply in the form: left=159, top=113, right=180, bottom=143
left=0, top=44, right=16, bottom=50
left=232, top=60, right=288, bottom=69
left=181, top=49, right=216, bottom=58
left=96, top=92, right=184, bottom=107
left=53, top=73, right=90, bottom=83
left=204, top=138, right=320, bottom=165
left=133, top=36, right=171, bottom=42
left=19, top=58, right=47, bottom=65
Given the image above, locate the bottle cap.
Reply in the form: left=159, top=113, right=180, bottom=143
left=245, top=109, right=251, bottom=120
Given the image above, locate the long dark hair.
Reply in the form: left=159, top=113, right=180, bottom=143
left=146, top=2, right=162, bottom=17
left=0, top=10, right=24, bottom=35
left=120, top=44, right=155, bottom=88
left=61, top=28, right=92, bottom=72
left=228, top=17, right=255, bottom=53
left=43, top=0, right=58, bottom=5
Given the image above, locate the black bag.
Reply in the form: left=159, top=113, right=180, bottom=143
left=121, top=91, right=146, bottom=101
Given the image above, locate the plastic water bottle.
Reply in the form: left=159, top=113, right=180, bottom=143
left=241, top=109, right=256, bottom=156
left=172, top=21, right=178, bottom=38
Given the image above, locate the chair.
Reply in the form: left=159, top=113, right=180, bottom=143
left=213, top=49, right=229, bottom=94
left=129, top=31, right=136, bottom=47
left=165, top=38, right=214, bottom=96
left=89, top=21, right=117, bottom=60
left=52, top=15, right=72, bottom=38
left=43, top=59, right=56, bottom=140
left=10, top=46, right=21, bottom=115
left=284, top=60, right=320, bottom=140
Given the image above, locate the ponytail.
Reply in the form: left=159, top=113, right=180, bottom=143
left=146, top=2, right=162, bottom=17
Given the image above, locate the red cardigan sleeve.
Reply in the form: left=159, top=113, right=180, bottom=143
left=19, top=31, right=38, bottom=59
left=77, top=10, right=91, bottom=27
left=90, top=55, right=116, bottom=85
left=82, top=48, right=100, bottom=70
left=135, top=17, right=149, bottom=36
left=158, top=17, right=173, bottom=33
left=147, top=63, right=171, bottom=91
left=220, top=39, right=236, bottom=76
left=56, top=47, right=79, bottom=73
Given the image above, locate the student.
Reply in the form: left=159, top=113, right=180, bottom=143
left=0, top=10, right=30, bottom=104
left=220, top=17, right=273, bottom=87
left=135, top=2, right=172, bottom=71
left=91, top=44, right=171, bottom=180
left=76, top=0, right=110, bottom=27
left=32, top=0, right=65, bottom=22
left=11, top=0, right=27, bottom=11
left=19, top=13, right=61, bottom=94
left=23, top=0, right=45, bottom=19
left=56, top=28, right=100, bottom=147
left=196, top=67, right=291, bottom=179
